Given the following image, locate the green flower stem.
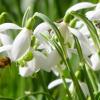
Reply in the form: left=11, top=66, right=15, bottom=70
left=63, top=12, right=70, bottom=23
left=26, top=16, right=35, bottom=30
left=15, top=91, right=55, bottom=100
left=82, top=63, right=95, bottom=100
left=33, top=12, right=64, bottom=50
left=66, top=58, right=86, bottom=100
left=61, top=75, right=72, bottom=99
left=58, top=65, right=72, bottom=99
left=0, top=12, right=8, bottom=24
left=22, top=7, right=31, bottom=27
left=52, top=39, right=85, bottom=100
left=73, top=35, right=95, bottom=100
left=39, top=71, right=51, bottom=100
left=0, top=97, right=14, bottom=100
left=33, top=12, right=86, bottom=99
left=86, top=64, right=98, bottom=92
left=69, top=18, right=78, bottom=28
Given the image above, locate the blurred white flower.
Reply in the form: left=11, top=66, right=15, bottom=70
left=67, top=2, right=96, bottom=13
left=86, top=3, right=100, bottom=20
left=69, top=27, right=95, bottom=56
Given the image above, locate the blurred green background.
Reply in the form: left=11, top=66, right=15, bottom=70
left=0, top=0, right=98, bottom=100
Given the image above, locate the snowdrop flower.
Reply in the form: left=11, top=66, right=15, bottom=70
left=34, top=21, right=73, bottom=46
left=86, top=3, right=100, bottom=21
left=90, top=53, right=100, bottom=71
left=55, top=21, right=73, bottom=44
left=19, top=49, right=60, bottom=76
left=67, top=2, right=96, bottom=13
left=69, top=27, right=95, bottom=56
left=34, top=50, right=60, bottom=72
left=11, top=27, right=32, bottom=61
left=19, top=59, right=39, bottom=77
left=48, top=79, right=89, bottom=97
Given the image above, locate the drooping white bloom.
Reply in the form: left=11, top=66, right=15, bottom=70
left=19, top=59, right=39, bottom=77
left=67, top=2, right=96, bottom=13
left=69, top=27, right=95, bottom=56
left=19, top=49, right=60, bottom=76
left=90, top=53, right=100, bottom=71
left=55, top=21, right=73, bottom=44
left=86, top=3, right=100, bottom=20
left=34, top=50, right=60, bottom=72
left=48, top=78, right=90, bottom=97
left=11, top=28, right=32, bottom=61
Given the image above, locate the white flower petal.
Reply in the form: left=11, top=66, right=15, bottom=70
left=34, top=51, right=49, bottom=71
left=0, top=23, right=22, bottom=32
left=0, top=45, right=12, bottom=53
left=48, top=79, right=72, bottom=89
left=34, top=22, right=50, bottom=35
left=11, top=28, right=32, bottom=61
left=67, top=2, right=96, bottom=13
left=46, top=50, right=60, bottom=68
left=86, top=10, right=100, bottom=20
left=96, top=3, right=100, bottom=10
left=69, top=82, right=90, bottom=97
left=0, top=33, right=12, bottom=45
left=69, top=27, right=95, bottom=56
left=19, top=59, right=39, bottom=77
left=33, top=22, right=50, bottom=43
left=58, top=22, right=71, bottom=43
left=80, top=82, right=90, bottom=97
left=90, top=53, right=100, bottom=71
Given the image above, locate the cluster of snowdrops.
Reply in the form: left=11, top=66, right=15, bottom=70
left=1, top=2, right=100, bottom=100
